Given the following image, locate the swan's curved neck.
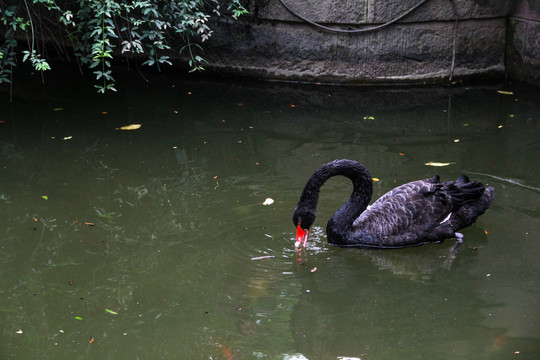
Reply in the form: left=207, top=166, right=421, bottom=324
left=294, top=160, right=373, bottom=236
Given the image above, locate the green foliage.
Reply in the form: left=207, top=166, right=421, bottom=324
left=0, top=0, right=247, bottom=92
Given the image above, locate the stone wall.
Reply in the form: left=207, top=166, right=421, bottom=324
left=200, top=0, right=515, bottom=84
left=507, top=1, right=540, bottom=84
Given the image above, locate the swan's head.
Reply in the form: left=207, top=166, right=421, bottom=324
left=292, top=207, right=315, bottom=249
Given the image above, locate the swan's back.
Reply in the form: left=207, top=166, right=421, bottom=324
left=331, top=175, right=494, bottom=248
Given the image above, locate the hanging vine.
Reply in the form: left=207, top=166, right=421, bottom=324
left=0, top=0, right=248, bottom=92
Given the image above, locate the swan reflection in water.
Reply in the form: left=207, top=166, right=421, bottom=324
left=295, top=225, right=484, bottom=278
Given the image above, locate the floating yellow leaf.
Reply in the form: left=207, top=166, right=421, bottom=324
left=425, top=162, right=455, bottom=167
left=497, top=90, right=513, bottom=95
left=372, top=177, right=380, bottom=182
left=41, top=195, right=49, bottom=200
left=117, top=124, right=142, bottom=131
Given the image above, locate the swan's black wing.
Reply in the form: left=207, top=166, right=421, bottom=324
left=347, top=175, right=489, bottom=248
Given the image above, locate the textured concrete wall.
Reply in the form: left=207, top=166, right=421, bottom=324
left=253, top=0, right=511, bottom=23
left=507, top=1, right=540, bottom=85
left=199, top=0, right=514, bottom=84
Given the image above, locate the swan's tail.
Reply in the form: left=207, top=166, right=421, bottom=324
left=444, top=175, right=488, bottom=209
left=449, top=175, right=495, bottom=228
left=455, top=175, right=486, bottom=200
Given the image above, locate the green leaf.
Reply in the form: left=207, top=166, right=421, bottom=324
left=105, top=309, right=119, bottom=315
left=75, top=316, right=83, bottom=320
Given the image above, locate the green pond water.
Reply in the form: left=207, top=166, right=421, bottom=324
left=1, top=68, right=539, bottom=359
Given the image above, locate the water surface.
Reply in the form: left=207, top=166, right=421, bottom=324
left=1, top=68, right=540, bottom=359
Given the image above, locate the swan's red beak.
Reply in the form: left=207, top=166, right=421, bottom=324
left=295, top=225, right=309, bottom=249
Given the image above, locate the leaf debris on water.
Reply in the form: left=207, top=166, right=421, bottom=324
left=262, top=198, right=274, bottom=205
left=116, top=124, right=142, bottom=131
left=105, top=309, right=118, bottom=315
left=425, top=161, right=455, bottom=167
left=497, top=90, right=514, bottom=95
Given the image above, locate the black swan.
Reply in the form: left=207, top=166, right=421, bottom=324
left=292, top=159, right=494, bottom=249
